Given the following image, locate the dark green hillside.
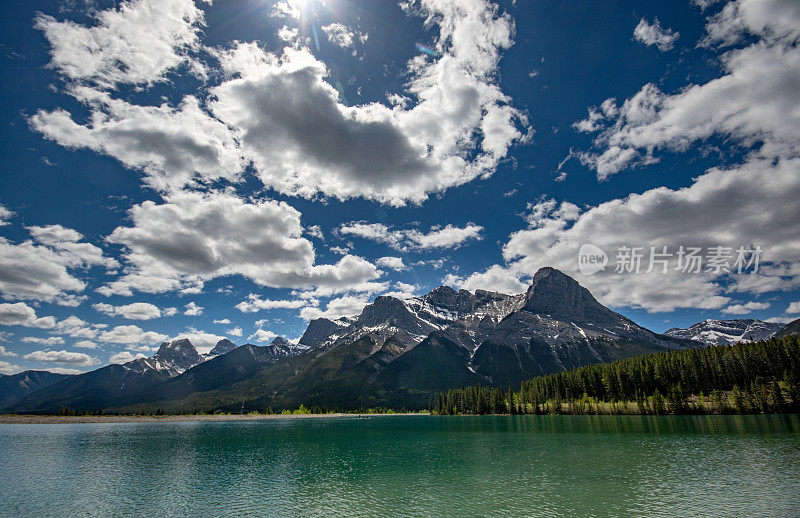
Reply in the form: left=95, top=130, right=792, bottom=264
left=435, top=336, right=800, bottom=415
left=364, top=332, right=482, bottom=409
left=115, top=344, right=286, bottom=407
left=112, top=334, right=417, bottom=413
left=6, top=364, right=172, bottom=414
left=0, top=371, right=73, bottom=408
left=776, top=318, right=800, bottom=338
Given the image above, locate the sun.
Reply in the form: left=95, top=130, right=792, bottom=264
left=283, top=0, right=311, bottom=17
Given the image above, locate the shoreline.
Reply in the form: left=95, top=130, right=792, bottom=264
left=0, top=413, right=427, bottom=424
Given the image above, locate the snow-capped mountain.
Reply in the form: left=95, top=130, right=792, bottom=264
left=298, top=317, right=354, bottom=348
left=125, top=337, right=282, bottom=377
left=298, top=286, right=526, bottom=354
left=208, top=338, right=238, bottom=357
left=664, top=319, right=784, bottom=346
left=263, top=336, right=309, bottom=357
left=434, top=267, right=686, bottom=384
left=4, top=337, right=308, bottom=413
left=125, top=338, right=203, bottom=376
left=5, top=267, right=706, bottom=414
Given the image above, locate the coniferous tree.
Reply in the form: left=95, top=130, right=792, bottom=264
left=732, top=385, right=747, bottom=413
left=785, top=371, right=800, bottom=412
left=433, top=336, right=800, bottom=415
left=769, top=381, right=785, bottom=412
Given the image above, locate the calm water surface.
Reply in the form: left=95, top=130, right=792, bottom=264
left=1, top=415, right=799, bottom=517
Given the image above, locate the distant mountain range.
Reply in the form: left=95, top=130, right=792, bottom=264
left=4, top=335, right=306, bottom=413
left=664, top=319, right=785, bottom=346
left=3, top=268, right=799, bottom=413
left=0, top=371, right=72, bottom=408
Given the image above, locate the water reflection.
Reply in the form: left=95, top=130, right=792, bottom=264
left=434, top=413, right=800, bottom=436
left=0, top=415, right=798, bottom=517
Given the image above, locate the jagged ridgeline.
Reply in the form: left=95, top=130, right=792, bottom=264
left=4, top=268, right=797, bottom=414
left=434, top=336, right=800, bottom=415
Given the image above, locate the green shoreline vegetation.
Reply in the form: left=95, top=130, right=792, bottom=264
left=434, top=336, right=800, bottom=416
left=49, top=404, right=421, bottom=418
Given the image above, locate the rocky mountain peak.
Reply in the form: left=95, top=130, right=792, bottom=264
left=270, top=336, right=290, bottom=347
left=424, top=285, right=458, bottom=302
left=422, top=285, right=476, bottom=314
left=262, top=336, right=306, bottom=359
left=299, top=318, right=346, bottom=347
left=153, top=338, right=201, bottom=371
left=209, top=338, right=237, bottom=357
left=523, top=267, right=607, bottom=322
left=357, top=296, right=409, bottom=326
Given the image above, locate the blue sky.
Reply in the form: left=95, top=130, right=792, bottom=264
left=1, top=0, right=799, bottom=374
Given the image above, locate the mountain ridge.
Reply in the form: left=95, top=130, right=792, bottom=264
left=775, top=318, right=800, bottom=339
left=0, top=370, right=74, bottom=408
left=7, top=267, right=699, bottom=413
left=664, top=318, right=784, bottom=346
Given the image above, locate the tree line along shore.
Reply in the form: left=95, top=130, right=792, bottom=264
left=434, top=336, right=800, bottom=416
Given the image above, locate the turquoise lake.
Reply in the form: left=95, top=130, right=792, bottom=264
left=1, top=415, right=799, bottom=517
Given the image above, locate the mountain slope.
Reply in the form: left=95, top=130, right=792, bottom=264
left=208, top=338, right=237, bottom=357
left=6, top=338, right=208, bottom=413
left=664, top=319, right=784, bottom=346
left=775, top=318, right=800, bottom=338
left=378, top=268, right=688, bottom=406
left=111, top=343, right=302, bottom=412
left=304, top=286, right=524, bottom=354
left=298, top=317, right=351, bottom=347
left=5, top=363, right=174, bottom=413
left=0, top=371, right=73, bottom=408
left=118, top=332, right=421, bottom=412
left=130, top=338, right=203, bottom=376
left=439, top=268, right=685, bottom=386
left=365, top=332, right=482, bottom=409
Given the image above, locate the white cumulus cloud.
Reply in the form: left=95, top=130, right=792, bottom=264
left=98, top=325, right=169, bottom=345
left=462, top=155, right=800, bottom=312
left=338, top=221, right=483, bottom=251
left=376, top=257, right=407, bottom=271
left=0, top=204, right=14, bottom=226
left=0, top=346, right=19, bottom=357
left=578, top=1, right=800, bottom=179
left=721, top=301, right=771, bottom=315
left=183, top=301, right=204, bottom=316
left=0, top=224, right=115, bottom=304
left=34, top=0, right=207, bottom=88
left=235, top=294, right=306, bottom=313
left=93, top=302, right=163, bottom=320
left=0, top=302, right=56, bottom=329
left=23, top=349, right=99, bottom=367
left=99, top=190, right=381, bottom=297
left=633, top=18, right=679, bottom=51
left=109, top=351, right=146, bottom=364
left=0, top=361, right=22, bottom=375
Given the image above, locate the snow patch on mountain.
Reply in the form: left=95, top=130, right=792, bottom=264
left=664, top=319, right=783, bottom=346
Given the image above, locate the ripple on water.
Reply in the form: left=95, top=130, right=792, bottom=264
left=0, top=415, right=799, bottom=517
